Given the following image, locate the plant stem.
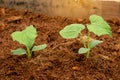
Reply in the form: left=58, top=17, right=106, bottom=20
left=86, top=31, right=90, bottom=58
left=80, top=33, right=86, bottom=48
left=26, top=47, right=32, bottom=59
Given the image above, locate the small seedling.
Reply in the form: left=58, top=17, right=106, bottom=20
left=59, top=15, right=112, bottom=58
left=11, top=25, right=47, bottom=59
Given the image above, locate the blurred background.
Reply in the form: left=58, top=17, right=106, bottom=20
left=0, top=0, right=119, bottom=19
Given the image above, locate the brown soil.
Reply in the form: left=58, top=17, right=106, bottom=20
left=0, top=7, right=120, bottom=80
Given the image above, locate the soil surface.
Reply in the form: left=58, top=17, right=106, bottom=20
left=0, top=7, right=120, bottom=80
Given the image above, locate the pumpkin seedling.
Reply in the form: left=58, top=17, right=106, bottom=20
left=59, top=15, right=112, bottom=58
left=11, top=25, right=47, bottom=59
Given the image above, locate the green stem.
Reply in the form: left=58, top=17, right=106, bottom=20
left=26, top=47, right=32, bottom=59
left=86, top=31, right=90, bottom=58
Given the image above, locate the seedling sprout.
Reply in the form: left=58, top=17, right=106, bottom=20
left=59, top=15, right=112, bottom=58
left=11, top=25, right=47, bottom=59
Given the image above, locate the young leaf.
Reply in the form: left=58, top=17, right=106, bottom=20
left=11, top=48, right=26, bottom=55
left=11, top=25, right=37, bottom=49
left=89, top=40, right=103, bottom=49
left=78, top=48, right=90, bottom=54
left=59, top=24, right=85, bottom=39
left=87, top=15, right=112, bottom=36
left=32, top=44, right=47, bottom=51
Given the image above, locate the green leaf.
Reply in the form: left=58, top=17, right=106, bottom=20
left=11, top=48, right=26, bottom=55
left=89, top=40, right=103, bottom=49
left=11, top=25, right=37, bottom=49
left=59, top=24, right=85, bottom=39
left=78, top=48, right=90, bottom=54
left=32, top=44, right=47, bottom=51
left=87, top=15, right=112, bottom=36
